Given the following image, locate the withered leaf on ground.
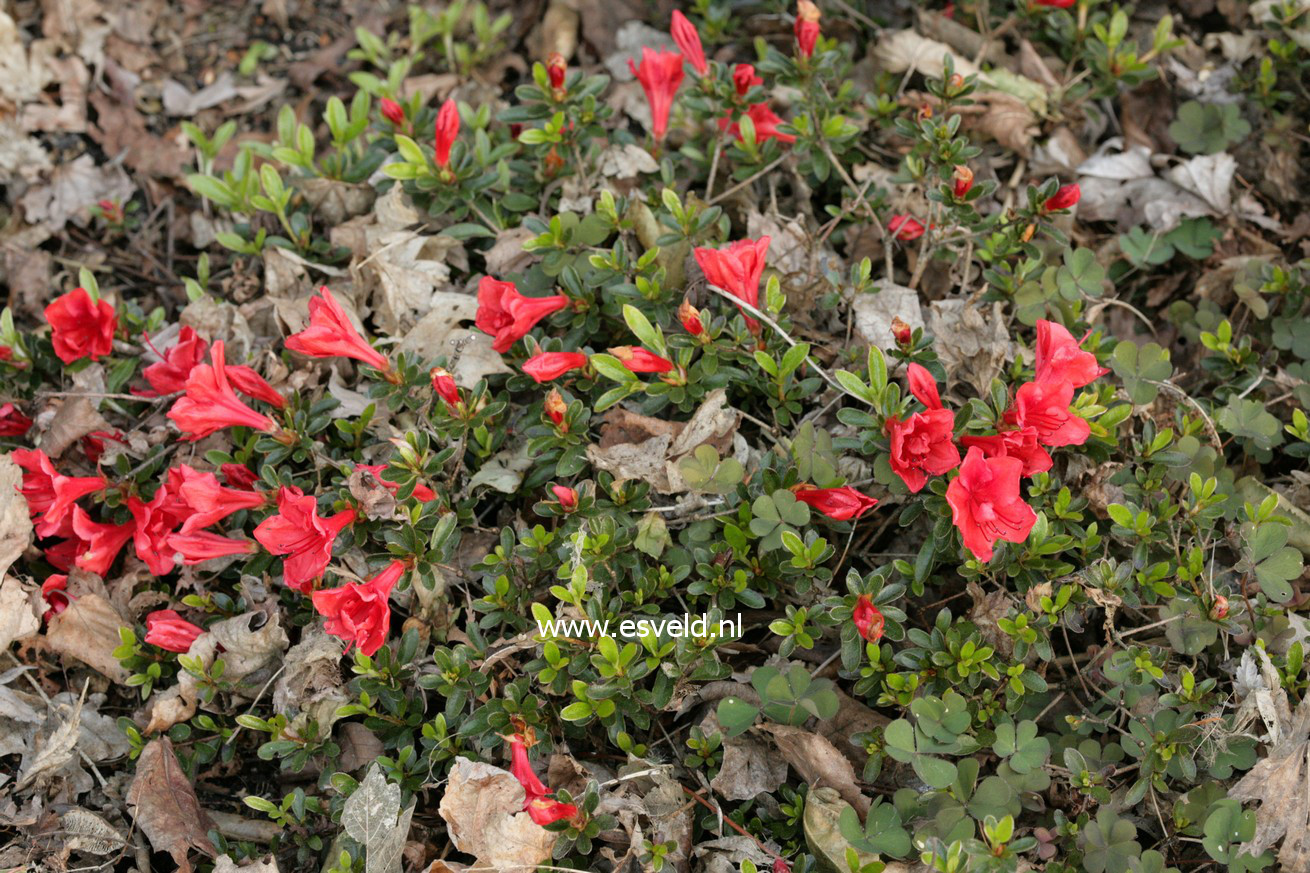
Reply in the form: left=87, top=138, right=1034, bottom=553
left=342, top=764, right=415, bottom=873
left=127, top=738, right=216, bottom=873
left=759, top=723, right=871, bottom=818
left=438, top=756, right=556, bottom=873
left=44, top=593, right=131, bottom=683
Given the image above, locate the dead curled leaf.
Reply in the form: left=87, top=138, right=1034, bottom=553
left=127, top=738, right=217, bottom=873
left=710, top=731, right=789, bottom=801
left=1230, top=689, right=1310, bottom=868
left=45, top=594, right=131, bottom=683
left=438, top=756, right=557, bottom=873
left=758, top=723, right=871, bottom=818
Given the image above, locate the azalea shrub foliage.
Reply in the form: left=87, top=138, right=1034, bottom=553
left=8, top=1, right=1310, bottom=873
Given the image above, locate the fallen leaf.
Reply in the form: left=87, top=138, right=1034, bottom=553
left=161, top=73, right=238, bottom=116
left=19, top=153, right=134, bottom=231
left=467, top=443, right=535, bottom=494
left=804, top=787, right=880, bottom=873
left=60, top=807, right=128, bottom=856
left=0, top=578, right=41, bottom=654
left=710, top=732, right=788, bottom=801
left=759, top=723, right=870, bottom=818
left=438, top=756, right=557, bottom=872
left=206, top=611, right=289, bottom=686
left=852, top=283, right=926, bottom=353
left=45, top=594, right=131, bottom=683
left=16, top=687, right=84, bottom=791
left=127, top=738, right=216, bottom=873
left=87, top=90, right=187, bottom=179
left=0, top=10, right=53, bottom=105
left=343, top=764, right=415, bottom=873
left=213, top=855, right=280, bottom=873
left=927, top=300, right=1012, bottom=397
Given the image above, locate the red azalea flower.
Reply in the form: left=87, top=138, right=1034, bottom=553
left=544, top=388, right=567, bottom=429
left=546, top=53, right=568, bottom=94
left=434, top=99, right=460, bottom=170
left=773, top=861, right=793, bottom=873
left=670, top=11, right=708, bottom=75
left=1034, top=319, right=1106, bottom=388
left=1006, top=380, right=1090, bottom=447
left=0, top=403, right=32, bottom=436
left=167, top=531, right=257, bottom=565
left=952, top=165, right=974, bottom=198
left=886, top=364, right=961, bottom=492
left=792, top=485, right=878, bottom=521
left=629, top=47, right=685, bottom=142
left=946, top=448, right=1037, bottom=562
left=13, top=448, right=107, bottom=538
left=960, top=427, right=1053, bottom=478
left=719, top=103, right=796, bottom=145
left=41, top=575, right=70, bottom=622
left=128, top=487, right=187, bottom=575
left=355, top=464, right=437, bottom=502
left=227, top=364, right=286, bottom=409
left=222, top=463, right=260, bottom=490
left=551, top=485, right=578, bottom=512
left=794, top=0, right=821, bottom=58
left=693, top=236, right=770, bottom=333
left=508, top=736, right=580, bottom=825
left=610, top=346, right=674, bottom=374
left=44, top=526, right=81, bottom=571
left=144, top=609, right=205, bottom=653
left=1034, top=0, right=1076, bottom=7
left=523, top=352, right=588, bottom=383
left=476, top=277, right=569, bottom=354
left=678, top=301, right=704, bottom=336
left=430, top=367, right=461, bottom=411
left=853, top=594, right=884, bottom=641
left=81, top=430, right=122, bottom=465
left=174, top=465, right=268, bottom=534
left=70, top=507, right=134, bottom=577
left=45, top=287, right=116, bottom=364
left=733, top=63, right=762, bottom=97
left=311, top=560, right=405, bottom=656
left=141, top=326, right=207, bottom=396
left=168, top=341, right=276, bottom=441
left=253, top=486, right=357, bottom=592
left=286, top=287, right=390, bottom=373
left=888, top=214, right=925, bottom=241
left=528, top=797, right=580, bottom=826
left=1044, top=183, right=1080, bottom=211
left=380, top=98, right=405, bottom=126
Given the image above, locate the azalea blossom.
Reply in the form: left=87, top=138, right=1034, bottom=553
left=45, top=287, right=117, bottom=364
left=41, top=574, right=70, bottom=622
left=853, top=594, right=884, bottom=642
left=168, top=341, right=276, bottom=441
left=13, top=448, right=107, bottom=538
left=253, top=486, right=357, bottom=592
left=629, top=47, right=685, bottom=142
left=1005, top=380, right=1090, bottom=447
left=960, top=427, right=1053, bottom=478
left=670, top=10, right=708, bottom=75
left=175, top=465, right=268, bottom=534
left=885, top=364, right=961, bottom=492
left=732, top=63, right=762, bottom=97
left=1034, top=319, right=1106, bottom=389
left=522, top=352, right=588, bottom=383
left=434, top=98, right=460, bottom=169
left=1034, top=0, right=1076, bottom=8
left=0, top=403, right=32, bottom=436
left=551, top=485, right=578, bottom=512
left=476, top=277, right=569, bottom=353
left=167, top=531, right=258, bottom=565
left=70, top=507, right=135, bottom=577
left=128, top=485, right=188, bottom=575
left=430, top=367, right=461, bottom=411
left=610, top=346, right=675, bottom=374
left=945, top=448, right=1037, bottom=562
left=719, top=103, right=796, bottom=145
left=792, top=485, right=878, bottom=521
left=286, top=287, right=390, bottom=373
left=141, top=326, right=207, bottom=395
left=227, top=365, right=287, bottom=409
left=693, top=236, right=770, bottom=333
left=311, top=560, right=405, bottom=656
left=888, top=214, right=925, bottom=241
left=144, top=609, right=206, bottom=653
left=1044, top=183, right=1080, bottom=211
left=507, top=735, right=580, bottom=827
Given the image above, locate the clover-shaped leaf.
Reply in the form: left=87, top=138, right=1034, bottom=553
left=1244, top=522, right=1304, bottom=604
left=1111, top=341, right=1173, bottom=405
left=678, top=444, right=744, bottom=495
left=1218, top=398, right=1284, bottom=452
left=792, top=421, right=842, bottom=488
left=1168, top=100, right=1251, bottom=155
left=1080, top=809, right=1142, bottom=873
left=992, top=719, right=1050, bottom=775
left=750, top=489, right=810, bottom=553
left=1056, top=247, right=1106, bottom=299
left=840, top=800, right=913, bottom=859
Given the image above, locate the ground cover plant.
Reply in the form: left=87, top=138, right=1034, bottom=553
left=1, top=0, right=1309, bottom=871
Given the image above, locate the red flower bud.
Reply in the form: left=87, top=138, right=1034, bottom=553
left=544, top=388, right=568, bottom=429
left=670, top=10, right=708, bottom=76
left=952, top=164, right=974, bottom=199
left=522, top=352, right=588, bottom=383
left=794, top=0, right=821, bottom=58
left=609, top=346, right=675, bottom=374
left=434, top=98, right=460, bottom=170
left=546, top=52, right=568, bottom=94
left=891, top=316, right=912, bottom=347
left=551, top=485, right=578, bottom=512
left=431, top=366, right=460, bottom=411
left=380, top=98, right=405, bottom=126
left=145, top=609, right=205, bottom=653
left=1210, top=596, right=1229, bottom=621
left=1044, top=183, right=1080, bottom=212
left=888, top=214, right=925, bottom=241
left=678, top=300, right=704, bottom=336
left=853, top=594, right=884, bottom=642
left=732, top=63, right=762, bottom=97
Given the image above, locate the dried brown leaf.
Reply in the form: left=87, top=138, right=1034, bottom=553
left=45, top=594, right=131, bottom=683
left=127, top=738, right=216, bottom=873
left=759, top=723, right=871, bottom=818
left=437, top=757, right=556, bottom=872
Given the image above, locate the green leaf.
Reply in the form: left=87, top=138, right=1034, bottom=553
left=716, top=697, right=759, bottom=738
left=1168, top=101, right=1251, bottom=155
left=913, top=754, right=957, bottom=789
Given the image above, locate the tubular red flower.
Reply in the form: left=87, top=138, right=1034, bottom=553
left=145, top=609, right=205, bottom=653
left=286, top=287, right=390, bottom=372
left=380, top=98, right=405, bottom=126
left=792, top=485, right=878, bottom=521
left=476, top=277, right=569, bottom=353
left=167, top=531, right=258, bottom=565
left=168, top=341, right=276, bottom=441
left=794, top=0, right=821, bottom=58
left=1034, top=319, right=1106, bottom=388
left=670, top=10, right=708, bottom=75
left=523, top=352, right=588, bottom=383
left=45, top=287, right=117, bottom=364
left=952, top=164, right=974, bottom=198
left=1034, top=0, right=1076, bottom=7
left=222, top=463, right=260, bottom=490
left=732, top=63, right=762, bottom=97
left=70, top=506, right=135, bottom=577
left=719, top=103, right=796, bottom=145
left=434, top=99, right=460, bottom=169
left=227, top=365, right=287, bottom=409
left=678, top=300, right=704, bottom=336
left=508, top=736, right=579, bottom=826
left=693, top=236, right=770, bottom=333
left=1044, top=183, right=1080, bottom=211
left=946, top=448, right=1037, bottom=562
left=628, top=47, right=685, bottom=142
left=13, top=448, right=107, bottom=538
left=253, top=486, right=356, bottom=592
left=551, top=485, right=578, bottom=511
left=960, top=427, right=1053, bottom=478
left=888, top=214, right=925, bottom=241
left=0, top=403, right=32, bottom=436
left=174, top=465, right=268, bottom=534
left=355, top=464, right=437, bottom=502
left=853, top=594, right=884, bottom=641
left=528, top=798, right=580, bottom=826
left=41, top=574, right=70, bottom=622
left=610, top=346, right=674, bottom=374
left=141, top=326, right=207, bottom=396
left=1006, top=380, right=1090, bottom=447
left=430, top=367, right=461, bottom=411
left=311, top=560, right=404, bottom=655
left=128, top=486, right=187, bottom=575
